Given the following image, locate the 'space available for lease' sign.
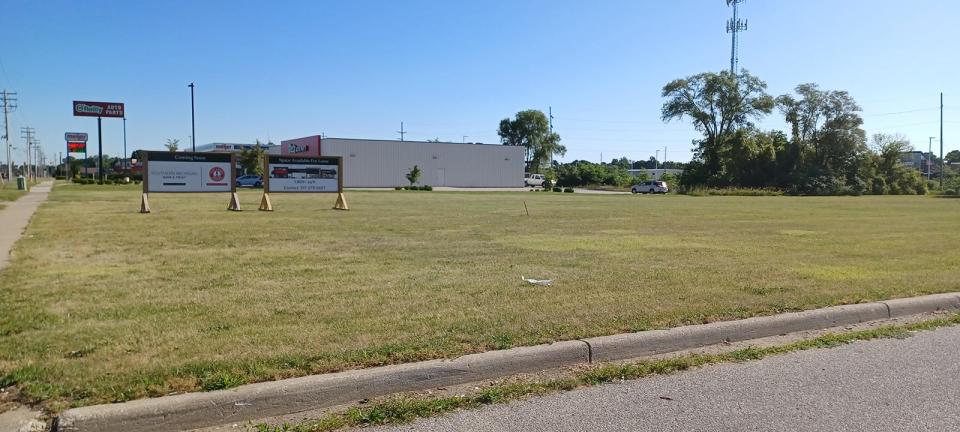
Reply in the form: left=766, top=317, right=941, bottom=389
left=145, top=152, right=234, bottom=193
left=266, top=155, right=341, bottom=193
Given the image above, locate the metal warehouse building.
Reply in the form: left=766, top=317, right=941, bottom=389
left=278, top=136, right=525, bottom=188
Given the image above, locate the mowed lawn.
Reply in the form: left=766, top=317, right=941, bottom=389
left=1, top=184, right=959, bottom=410
left=0, top=182, right=30, bottom=209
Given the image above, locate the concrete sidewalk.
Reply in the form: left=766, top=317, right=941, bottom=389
left=0, top=182, right=53, bottom=430
left=0, top=181, right=53, bottom=272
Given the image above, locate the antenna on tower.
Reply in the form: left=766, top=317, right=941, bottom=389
left=726, top=0, right=748, bottom=75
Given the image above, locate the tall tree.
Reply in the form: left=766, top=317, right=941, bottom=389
left=239, top=140, right=267, bottom=176
left=777, top=84, right=867, bottom=185
left=164, top=139, right=180, bottom=152
left=945, top=150, right=960, bottom=163
left=661, top=70, right=774, bottom=180
left=498, top=110, right=565, bottom=172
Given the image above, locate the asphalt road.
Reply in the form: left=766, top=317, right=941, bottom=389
left=374, top=325, right=960, bottom=432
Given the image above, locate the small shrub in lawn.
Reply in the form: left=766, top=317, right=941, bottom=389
left=395, top=187, right=403, bottom=191
left=422, top=185, right=432, bottom=191
left=552, top=187, right=562, bottom=192
left=564, top=188, right=574, bottom=193
left=945, top=189, right=958, bottom=196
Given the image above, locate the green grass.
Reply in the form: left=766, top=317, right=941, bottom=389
left=1, top=185, right=959, bottom=411
left=0, top=180, right=32, bottom=209
left=254, top=314, right=960, bottom=432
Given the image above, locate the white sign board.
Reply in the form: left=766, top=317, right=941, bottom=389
left=145, top=152, right=234, bottom=193
left=65, top=132, right=88, bottom=142
left=266, top=156, right=341, bottom=193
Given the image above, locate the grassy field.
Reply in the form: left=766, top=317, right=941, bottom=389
left=0, top=181, right=31, bottom=209
left=1, top=183, right=959, bottom=411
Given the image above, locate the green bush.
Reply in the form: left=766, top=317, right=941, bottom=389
left=680, top=187, right=784, bottom=197
left=395, top=186, right=403, bottom=191
left=563, top=188, right=574, bottom=193
left=422, top=185, right=433, bottom=191
left=552, top=187, right=562, bottom=192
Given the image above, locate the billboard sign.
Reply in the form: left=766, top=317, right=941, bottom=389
left=144, top=151, right=235, bottom=193
left=265, top=155, right=341, bottom=193
left=280, top=136, right=321, bottom=157
left=73, top=101, right=125, bottom=118
left=67, top=142, right=87, bottom=153
left=65, top=132, right=88, bottom=142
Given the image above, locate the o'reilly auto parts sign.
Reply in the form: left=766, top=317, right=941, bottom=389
left=145, top=152, right=233, bottom=193
left=72, top=101, right=125, bottom=118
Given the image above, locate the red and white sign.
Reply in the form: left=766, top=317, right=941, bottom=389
left=208, top=166, right=226, bottom=185
left=73, top=101, right=125, bottom=118
left=280, top=136, right=321, bottom=157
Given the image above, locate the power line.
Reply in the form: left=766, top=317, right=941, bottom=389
left=863, top=107, right=939, bottom=117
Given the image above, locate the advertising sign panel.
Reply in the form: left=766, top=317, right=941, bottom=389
left=65, top=132, right=88, bottom=142
left=72, top=101, right=125, bottom=118
left=67, top=142, right=87, bottom=153
left=265, top=155, right=341, bottom=193
left=280, top=136, right=321, bottom=157
left=144, top=151, right=235, bottom=193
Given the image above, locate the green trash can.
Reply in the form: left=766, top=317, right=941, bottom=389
left=16, top=175, right=27, bottom=191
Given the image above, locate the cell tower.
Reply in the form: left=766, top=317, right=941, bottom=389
left=726, top=0, right=748, bottom=75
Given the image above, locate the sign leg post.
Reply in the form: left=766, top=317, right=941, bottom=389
left=333, top=192, right=349, bottom=210
left=258, top=193, right=273, bottom=211
left=228, top=192, right=241, bottom=211
left=140, top=193, right=151, bottom=213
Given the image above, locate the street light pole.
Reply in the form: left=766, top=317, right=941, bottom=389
left=929, top=137, right=936, bottom=181
left=189, top=83, right=196, bottom=152
left=123, top=117, right=128, bottom=171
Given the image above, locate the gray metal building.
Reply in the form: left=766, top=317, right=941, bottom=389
left=278, top=136, right=525, bottom=188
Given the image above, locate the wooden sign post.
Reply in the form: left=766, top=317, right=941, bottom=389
left=140, top=151, right=239, bottom=213
left=259, top=155, right=346, bottom=211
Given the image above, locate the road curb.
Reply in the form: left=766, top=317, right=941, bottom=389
left=54, top=292, right=960, bottom=432
left=584, top=302, right=890, bottom=363
left=55, top=341, right=589, bottom=432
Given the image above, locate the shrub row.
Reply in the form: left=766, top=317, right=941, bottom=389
left=72, top=178, right=141, bottom=185
left=395, top=185, right=433, bottom=191
left=529, top=187, right=575, bottom=193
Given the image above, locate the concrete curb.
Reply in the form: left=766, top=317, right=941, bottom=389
left=56, top=341, right=589, bottom=432
left=55, top=292, right=960, bottom=432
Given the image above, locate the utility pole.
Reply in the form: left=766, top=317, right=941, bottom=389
left=940, top=92, right=944, bottom=190
left=123, top=117, right=128, bottom=170
left=664, top=146, right=668, bottom=169
left=2, top=90, right=16, bottom=181
left=726, top=0, right=748, bottom=75
left=928, top=137, right=937, bottom=181
left=397, top=122, right=406, bottom=141
left=20, top=127, right=35, bottom=180
left=188, top=83, right=196, bottom=151
left=655, top=150, right=660, bottom=169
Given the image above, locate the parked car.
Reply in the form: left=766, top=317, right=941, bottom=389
left=631, top=180, right=668, bottom=194
left=236, top=175, right=263, bottom=188
left=525, top=173, right=546, bottom=187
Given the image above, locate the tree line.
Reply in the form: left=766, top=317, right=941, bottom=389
left=662, top=70, right=928, bottom=195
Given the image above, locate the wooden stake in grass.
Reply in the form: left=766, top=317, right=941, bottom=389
left=258, top=193, right=273, bottom=211
left=523, top=200, right=530, bottom=216
left=228, top=192, right=241, bottom=211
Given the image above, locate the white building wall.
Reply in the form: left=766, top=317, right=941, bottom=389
left=320, top=138, right=525, bottom=188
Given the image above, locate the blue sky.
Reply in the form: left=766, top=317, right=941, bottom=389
left=1, top=0, right=957, bottom=164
